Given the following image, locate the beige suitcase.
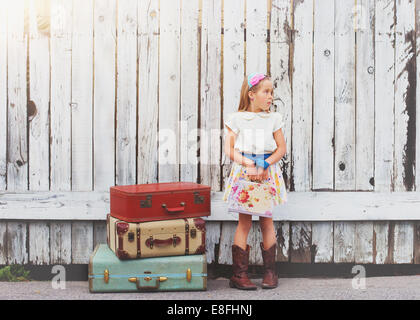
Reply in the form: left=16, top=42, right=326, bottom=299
left=107, top=214, right=206, bottom=259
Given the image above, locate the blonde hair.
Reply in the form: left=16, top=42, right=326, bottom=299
left=237, top=75, right=271, bottom=112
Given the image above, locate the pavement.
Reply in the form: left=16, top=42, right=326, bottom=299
left=1, top=276, right=420, bottom=300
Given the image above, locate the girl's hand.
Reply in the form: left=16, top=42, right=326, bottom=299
left=246, top=167, right=269, bottom=183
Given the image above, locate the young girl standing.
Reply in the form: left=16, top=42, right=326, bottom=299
left=223, top=73, right=287, bottom=290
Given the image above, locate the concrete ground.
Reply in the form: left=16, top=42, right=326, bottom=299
left=1, top=276, right=420, bottom=300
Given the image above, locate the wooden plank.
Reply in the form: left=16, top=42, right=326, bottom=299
left=28, top=0, right=50, bottom=191
left=50, top=222, right=72, bottom=264
left=93, top=0, right=116, bottom=191
left=0, top=4, right=7, bottom=190
left=93, top=221, right=107, bottom=247
left=200, top=0, right=222, bottom=190
left=205, top=221, right=221, bottom=264
left=393, top=221, right=414, bottom=263
left=291, top=0, right=313, bottom=191
left=29, top=222, right=50, bottom=265
left=373, top=221, right=389, bottom=264
left=414, top=222, right=420, bottom=264
left=180, top=0, right=199, bottom=183
left=375, top=0, right=395, bottom=191
left=71, top=0, right=93, bottom=191
left=116, top=0, right=137, bottom=186
left=246, top=0, right=267, bottom=73
left=270, top=0, right=292, bottom=190
left=137, top=0, right=159, bottom=184
left=355, top=0, right=375, bottom=191
left=50, top=0, right=73, bottom=191
left=312, top=0, right=334, bottom=190
left=311, top=222, right=333, bottom=263
left=274, top=221, right=289, bottom=262
left=2, top=191, right=420, bottom=221
left=7, top=222, right=28, bottom=264
left=334, top=0, right=356, bottom=190
left=417, top=0, right=420, bottom=192
left=333, top=222, right=355, bottom=263
left=222, top=0, right=244, bottom=189
left=0, top=222, right=7, bottom=264
left=7, top=0, right=28, bottom=191
left=290, top=222, right=311, bottom=263
left=217, top=221, right=237, bottom=265
left=354, top=222, right=373, bottom=264
left=71, top=221, right=93, bottom=264
left=249, top=222, right=263, bottom=265
left=159, top=0, right=181, bottom=183
left=394, top=0, right=416, bottom=192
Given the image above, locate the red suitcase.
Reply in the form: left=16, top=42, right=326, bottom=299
left=110, top=182, right=211, bottom=222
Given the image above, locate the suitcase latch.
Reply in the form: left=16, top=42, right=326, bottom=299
left=140, top=195, right=152, bottom=208
left=128, top=232, right=135, bottom=242
left=194, top=192, right=204, bottom=204
left=190, top=228, right=196, bottom=239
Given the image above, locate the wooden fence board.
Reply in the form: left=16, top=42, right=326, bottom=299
left=355, top=222, right=373, bottom=264
left=290, top=222, right=311, bottom=263
left=218, top=221, right=237, bottom=265
left=116, top=0, right=137, bottom=186
left=200, top=0, right=222, bottom=191
left=355, top=0, right=375, bottom=191
left=93, top=0, right=116, bottom=190
left=334, top=0, right=356, bottom=190
left=270, top=0, right=292, bottom=190
left=29, top=221, right=50, bottom=265
left=180, top=0, right=199, bottom=183
left=0, top=3, right=6, bottom=190
left=291, top=0, right=313, bottom=191
left=393, top=221, right=414, bottom=263
left=138, top=0, right=159, bottom=184
left=50, top=222, right=72, bottom=264
left=313, top=0, right=334, bottom=191
left=333, top=221, right=356, bottom=263
left=28, top=0, right=50, bottom=191
left=222, top=0, right=245, bottom=190
left=50, top=0, right=72, bottom=191
left=311, top=221, right=333, bottom=263
left=7, top=0, right=28, bottom=191
left=373, top=221, right=389, bottom=264
left=71, top=221, right=93, bottom=264
left=246, top=0, right=267, bottom=74
left=394, top=0, right=416, bottom=192
left=0, top=222, right=7, bottom=264
left=159, top=0, right=181, bottom=183
left=274, top=221, right=289, bottom=262
left=375, top=0, right=395, bottom=191
left=7, top=222, right=28, bottom=264
left=93, top=221, right=107, bottom=248
left=205, top=221, right=221, bottom=264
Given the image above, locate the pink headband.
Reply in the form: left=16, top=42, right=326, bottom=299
left=248, top=73, right=266, bottom=88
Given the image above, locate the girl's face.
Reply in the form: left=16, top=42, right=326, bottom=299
left=248, top=79, right=274, bottom=112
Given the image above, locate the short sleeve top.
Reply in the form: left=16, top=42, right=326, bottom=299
left=224, top=111, right=284, bottom=154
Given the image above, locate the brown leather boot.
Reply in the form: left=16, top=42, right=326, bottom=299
left=260, top=242, right=278, bottom=289
left=229, top=244, right=257, bottom=290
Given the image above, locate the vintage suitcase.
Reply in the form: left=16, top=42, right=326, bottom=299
left=107, top=214, right=206, bottom=259
left=89, top=244, right=207, bottom=293
left=109, top=182, right=211, bottom=222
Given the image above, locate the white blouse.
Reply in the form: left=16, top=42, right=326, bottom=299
left=224, top=111, right=284, bottom=154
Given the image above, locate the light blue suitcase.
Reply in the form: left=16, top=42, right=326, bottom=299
left=89, top=244, right=207, bottom=293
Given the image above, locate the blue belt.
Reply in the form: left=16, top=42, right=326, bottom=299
left=241, top=152, right=272, bottom=169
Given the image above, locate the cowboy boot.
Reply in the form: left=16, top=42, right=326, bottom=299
left=260, top=242, right=278, bottom=289
left=229, top=244, right=257, bottom=290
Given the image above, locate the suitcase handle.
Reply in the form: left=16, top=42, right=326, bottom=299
left=146, top=236, right=181, bottom=249
left=128, top=276, right=167, bottom=291
left=162, top=203, right=185, bottom=214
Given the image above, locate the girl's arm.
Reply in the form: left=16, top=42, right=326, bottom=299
left=266, top=129, right=287, bottom=166
left=224, top=127, right=255, bottom=167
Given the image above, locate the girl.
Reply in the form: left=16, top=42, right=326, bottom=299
left=223, top=73, right=287, bottom=290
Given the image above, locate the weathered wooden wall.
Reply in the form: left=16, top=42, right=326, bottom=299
left=0, top=0, right=420, bottom=266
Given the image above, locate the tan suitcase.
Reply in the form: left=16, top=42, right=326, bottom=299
left=107, top=214, right=206, bottom=260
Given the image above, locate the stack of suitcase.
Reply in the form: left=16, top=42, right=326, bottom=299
left=89, top=182, right=211, bottom=293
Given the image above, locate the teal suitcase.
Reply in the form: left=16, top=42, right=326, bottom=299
left=89, top=244, right=207, bottom=293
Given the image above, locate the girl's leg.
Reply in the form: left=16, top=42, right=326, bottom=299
left=259, top=216, right=276, bottom=249
left=233, top=213, right=253, bottom=250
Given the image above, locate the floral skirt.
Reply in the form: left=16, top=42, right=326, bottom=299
left=222, top=161, right=287, bottom=218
